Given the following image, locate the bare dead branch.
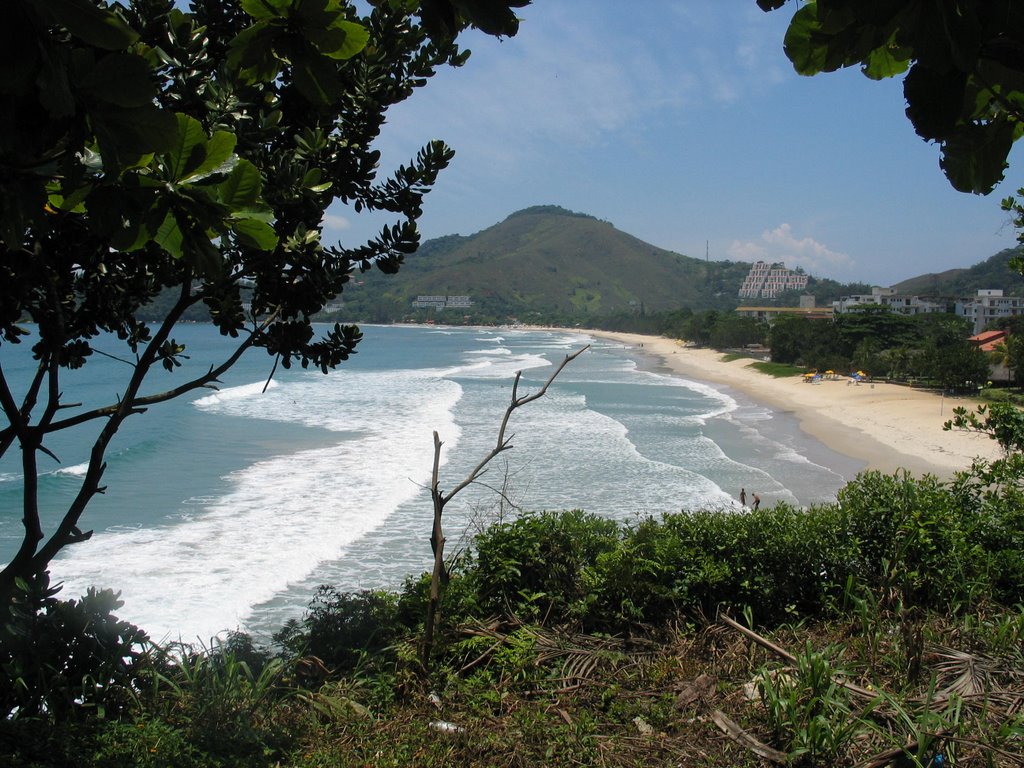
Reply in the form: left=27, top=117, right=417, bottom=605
left=441, top=346, right=588, bottom=504
left=420, top=345, right=589, bottom=668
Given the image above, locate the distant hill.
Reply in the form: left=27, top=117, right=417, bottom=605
left=893, top=248, right=1024, bottom=298
left=339, top=205, right=752, bottom=322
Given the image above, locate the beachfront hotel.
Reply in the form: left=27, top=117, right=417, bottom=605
left=737, top=261, right=810, bottom=299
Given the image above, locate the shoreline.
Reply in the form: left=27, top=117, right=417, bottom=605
left=549, top=328, right=1002, bottom=479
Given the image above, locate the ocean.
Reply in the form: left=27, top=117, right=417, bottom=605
left=0, top=324, right=863, bottom=643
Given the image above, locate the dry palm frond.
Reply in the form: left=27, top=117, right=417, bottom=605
left=456, top=620, right=657, bottom=686
left=928, top=644, right=998, bottom=696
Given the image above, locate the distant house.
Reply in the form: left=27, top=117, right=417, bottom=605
left=738, top=261, right=809, bottom=300
left=736, top=295, right=833, bottom=324
left=969, top=329, right=1012, bottom=382
left=832, top=286, right=945, bottom=315
left=956, top=289, right=1024, bottom=334
left=412, top=295, right=473, bottom=310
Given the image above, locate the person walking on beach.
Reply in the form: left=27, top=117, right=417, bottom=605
left=739, top=488, right=746, bottom=506
left=752, top=493, right=760, bottom=511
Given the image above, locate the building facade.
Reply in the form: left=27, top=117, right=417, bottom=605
left=738, top=261, right=809, bottom=300
left=832, top=286, right=945, bottom=315
left=956, top=289, right=1024, bottom=334
left=411, top=295, right=474, bottom=310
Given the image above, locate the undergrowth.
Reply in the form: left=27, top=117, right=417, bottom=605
left=3, top=466, right=1023, bottom=766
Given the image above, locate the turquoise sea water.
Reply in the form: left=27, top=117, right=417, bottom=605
left=0, top=324, right=863, bottom=642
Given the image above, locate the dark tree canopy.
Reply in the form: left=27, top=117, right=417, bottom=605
left=0, top=0, right=526, bottom=597
left=758, top=0, right=1024, bottom=195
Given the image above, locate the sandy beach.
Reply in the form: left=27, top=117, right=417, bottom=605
left=561, top=329, right=1003, bottom=479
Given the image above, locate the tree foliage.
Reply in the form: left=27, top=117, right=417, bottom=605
left=0, top=0, right=526, bottom=598
left=764, top=308, right=988, bottom=388
left=759, top=0, right=1024, bottom=195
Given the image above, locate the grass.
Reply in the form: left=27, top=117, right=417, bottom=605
left=980, top=386, right=1024, bottom=406
left=10, top=600, right=1020, bottom=767
left=278, top=606, right=1023, bottom=767
left=748, top=360, right=804, bottom=377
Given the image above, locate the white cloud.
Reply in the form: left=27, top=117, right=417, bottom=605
left=321, top=212, right=352, bottom=233
left=728, top=223, right=854, bottom=277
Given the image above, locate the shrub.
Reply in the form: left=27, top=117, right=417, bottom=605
left=467, top=510, right=621, bottom=623
left=0, top=572, right=150, bottom=722
left=836, top=471, right=984, bottom=608
left=287, top=586, right=406, bottom=673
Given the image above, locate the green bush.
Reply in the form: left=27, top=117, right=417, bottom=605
left=146, top=641, right=299, bottom=767
left=0, top=572, right=150, bottom=722
left=283, top=586, right=406, bottom=673
left=584, top=505, right=861, bottom=630
left=466, top=510, right=621, bottom=623
left=836, top=471, right=985, bottom=607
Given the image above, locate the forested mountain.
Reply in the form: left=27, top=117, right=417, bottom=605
left=139, top=208, right=1022, bottom=325
left=893, top=248, right=1024, bottom=297
left=337, top=206, right=752, bottom=322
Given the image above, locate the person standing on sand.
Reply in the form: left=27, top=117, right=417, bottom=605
left=739, top=488, right=746, bottom=506
left=752, top=494, right=760, bottom=511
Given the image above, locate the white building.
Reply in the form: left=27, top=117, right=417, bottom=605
left=738, top=261, right=809, bottom=300
left=956, top=289, right=1024, bottom=333
left=832, top=286, right=945, bottom=315
left=411, top=295, right=473, bottom=310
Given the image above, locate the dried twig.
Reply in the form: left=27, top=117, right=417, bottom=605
left=711, top=709, right=788, bottom=763
left=421, top=346, right=589, bottom=666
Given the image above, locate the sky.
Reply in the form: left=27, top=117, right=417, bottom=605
left=326, top=1, right=1024, bottom=287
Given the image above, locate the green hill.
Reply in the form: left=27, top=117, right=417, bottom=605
left=892, top=247, right=1024, bottom=297
left=338, top=205, right=752, bottom=322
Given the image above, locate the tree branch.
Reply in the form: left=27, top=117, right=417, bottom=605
left=441, top=346, right=588, bottom=504
left=421, top=345, right=588, bottom=668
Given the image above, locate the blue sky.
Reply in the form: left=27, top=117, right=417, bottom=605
left=327, top=2, right=1023, bottom=287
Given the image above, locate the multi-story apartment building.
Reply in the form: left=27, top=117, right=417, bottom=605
left=738, top=261, right=809, bottom=300
left=956, top=289, right=1024, bottom=333
left=832, top=286, right=945, bottom=315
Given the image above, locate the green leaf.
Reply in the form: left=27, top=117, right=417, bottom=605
left=231, top=216, right=279, bottom=250
left=783, top=4, right=827, bottom=76
left=239, top=0, right=292, bottom=21
left=292, top=56, right=345, bottom=104
left=91, top=105, right=178, bottom=174
left=455, top=0, right=521, bottom=37
left=939, top=120, right=1015, bottom=194
left=904, top=64, right=967, bottom=141
left=166, top=114, right=208, bottom=182
left=181, top=131, right=236, bottom=182
left=153, top=210, right=185, bottom=259
left=216, top=160, right=263, bottom=208
left=862, top=39, right=910, bottom=80
left=227, top=22, right=282, bottom=83
left=45, top=0, right=139, bottom=50
left=51, top=183, right=93, bottom=213
left=311, top=19, right=370, bottom=60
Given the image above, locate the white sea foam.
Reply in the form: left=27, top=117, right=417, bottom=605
left=18, top=324, right=853, bottom=641
left=192, top=379, right=278, bottom=407
left=53, top=462, right=90, bottom=477
left=51, top=366, right=463, bottom=641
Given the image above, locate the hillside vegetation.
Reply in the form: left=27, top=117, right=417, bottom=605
left=337, top=206, right=753, bottom=322
left=893, top=249, right=1024, bottom=298
left=133, top=207, right=1023, bottom=326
